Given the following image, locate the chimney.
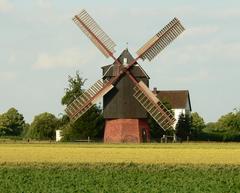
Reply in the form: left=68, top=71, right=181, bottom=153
left=153, top=87, right=157, bottom=95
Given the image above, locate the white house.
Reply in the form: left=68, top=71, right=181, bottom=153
left=56, top=130, right=63, bottom=142
left=153, top=89, right=192, bottom=129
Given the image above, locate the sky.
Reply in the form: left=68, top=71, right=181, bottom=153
left=0, top=0, right=239, bottom=123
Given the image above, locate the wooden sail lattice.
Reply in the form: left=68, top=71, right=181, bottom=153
left=137, top=17, right=185, bottom=61
left=73, top=9, right=116, bottom=58
left=133, top=81, right=175, bottom=130
left=65, top=79, right=113, bottom=122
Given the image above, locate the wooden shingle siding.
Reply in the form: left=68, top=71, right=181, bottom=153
left=102, top=49, right=150, bottom=119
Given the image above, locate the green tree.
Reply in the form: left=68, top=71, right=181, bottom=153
left=175, top=113, right=192, bottom=140
left=61, top=71, right=104, bottom=141
left=0, top=113, right=10, bottom=136
left=29, top=112, right=58, bottom=140
left=217, top=112, right=240, bottom=133
left=61, top=71, right=86, bottom=105
left=203, top=122, right=218, bottom=133
left=202, top=108, right=240, bottom=141
left=21, top=123, right=31, bottom=138
left=191, top=112, right=205, bottom=138
left=0, top=108, right=26, bottom=136
left=62, top=106, right=104, bottom=141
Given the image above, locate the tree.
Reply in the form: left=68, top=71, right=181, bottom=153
left=61, top=71, right=86, bottom=105
left=203, top=122, right=218, bottom=133
left=175, top=113, right=192, bottom=140
left=29, top=112, right=59, bottom=140
left=61, top=71, right=104, bottom=141
left=0, top=108, right=26, bottom=136
left=191, top=112, right=205, bottom=138
left=218, top=111, right=240, bottom=141
left=21, top=123, right=31, bottom=138
left=61, top=106, right=104, bottom=141
left=217, top=113, right=240, bottom=132
left=0, top=113, right=10, bottom=136
left=202, top=108, right=240, bottom=141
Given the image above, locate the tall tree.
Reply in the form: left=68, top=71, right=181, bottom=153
left=0, top=113, right=10, bottom=136
left=61, top=71, right=86, bottom=105
left=0, top=108, right=26, bottom=136
left=191, top=112, right=205, bottom=138
left=216, top=110, right=240, bottom=133
left=29, top=112, right=58, bottom=140
left=61, top=71, right=104, bottom=141
left=175, top=113, right=192, bottom=140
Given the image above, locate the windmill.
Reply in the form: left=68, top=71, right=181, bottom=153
left=65, top=9, right=185, bottom=143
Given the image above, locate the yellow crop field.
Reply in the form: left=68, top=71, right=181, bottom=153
left=0, top=143, right=240, bottom=164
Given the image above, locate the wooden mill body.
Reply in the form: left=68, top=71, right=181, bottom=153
left=102, top=49, right=150, bottom=143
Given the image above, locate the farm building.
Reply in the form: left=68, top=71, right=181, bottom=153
left=153, top=89, right=192, bottom=128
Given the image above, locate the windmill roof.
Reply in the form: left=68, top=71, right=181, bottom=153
left=102, top=49, right=150, bottom=79
left=155, top=90, right=192, bottom=110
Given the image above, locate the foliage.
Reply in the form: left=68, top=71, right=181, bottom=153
left=191, top=112, right=205, bottom=131
left=21, top=123, right=30, bottom=138
left=29, top=113, right=59, bottom=140
left=61, top=71, right=86, bottom=106
left=0, top=108, right=26, bottom=136
left=61, top=71, right=104, bottom=141
left=202, top=108, right=240, bottom=141
left=0, top=114, right=10, bottom=136
left=217, top=111, right=240, bottom=133
left=175, top=113, right=192, bottom=140
left=0, top=163, right=240, bottom=193
left=191, top=112, right=205, bottom=139
left=62, top=106, right=104, bottom=141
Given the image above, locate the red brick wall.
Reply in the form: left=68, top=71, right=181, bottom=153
left=104, top=119, right=150, bottom=143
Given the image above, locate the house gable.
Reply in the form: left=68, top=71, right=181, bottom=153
left=155, top=90, right=192, bottom=111
left=154, top=90, right=192, bottom=128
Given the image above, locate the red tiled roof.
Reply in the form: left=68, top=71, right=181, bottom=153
left=155, top=90, right=191, bottom=110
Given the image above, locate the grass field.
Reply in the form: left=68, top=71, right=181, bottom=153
left=0, top=143, right=240, bottom=192
left=0, top=143, right=240, bottom=164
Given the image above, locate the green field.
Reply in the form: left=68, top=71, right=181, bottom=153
left=0, top=143, right=240, bottom=192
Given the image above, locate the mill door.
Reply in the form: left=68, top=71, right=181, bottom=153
left=141, top=128, right=147, bottom=143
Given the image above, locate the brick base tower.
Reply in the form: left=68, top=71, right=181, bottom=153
left=104, top=119, right=150, bottom=143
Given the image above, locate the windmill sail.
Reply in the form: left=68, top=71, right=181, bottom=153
left=65, top=79, right=113, bottom=122
left=136, top=18, right=185, bottom=61
left=133, top=81, right=175, bottom=130
left=73, top=9, right=116, bottom=58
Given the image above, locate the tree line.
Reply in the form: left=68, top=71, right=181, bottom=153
left=0, top=72, right=239, bottom=142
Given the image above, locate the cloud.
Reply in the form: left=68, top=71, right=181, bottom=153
left=211, top=8, right=240, bottom=19
left=185, top=26, right=219, bottom=37
left=8, top=54, right=16, bottom=64
left=0, top=0, right=14, bottom=13
left=173, top=70, right=210, bottom=83
left=0, top=71, right=16, bottom=81
left=33, top=48, right=90, bottom=70
left=36, top=0, right=52, bottom=9
left=158, top=40, right=240, bottom=68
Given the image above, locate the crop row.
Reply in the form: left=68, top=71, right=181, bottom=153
left=0, top=163, right=240, bottom=193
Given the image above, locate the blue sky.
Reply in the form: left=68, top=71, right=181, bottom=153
left=0, top=0, right=239, bottom=123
